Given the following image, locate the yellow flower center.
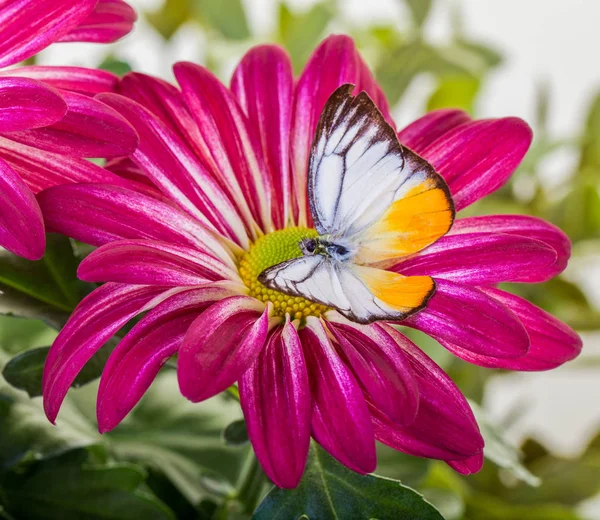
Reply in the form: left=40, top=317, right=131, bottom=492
left=238, top=227, right=330, bottom=320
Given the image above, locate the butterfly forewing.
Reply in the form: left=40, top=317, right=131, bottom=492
left=308, top=84, right=455, bottom=264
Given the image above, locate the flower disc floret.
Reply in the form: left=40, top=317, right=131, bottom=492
left=238, top=227, right=330, bottom=320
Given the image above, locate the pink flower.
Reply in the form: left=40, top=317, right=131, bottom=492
left=0, top=0, right=138, bottom=259
left=40, top=35, right=582, bottom=488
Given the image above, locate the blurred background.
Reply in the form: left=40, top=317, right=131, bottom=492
left=3, top=0, right=600, bottom=518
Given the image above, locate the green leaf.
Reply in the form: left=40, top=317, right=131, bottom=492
left=98, top=56, right=133, bottom=76
left=0, top=285, right=71, bottom=330
left=553, top=180, right=600, bottom=242
left=145, top=0, right=192, bottom=39
left=427, top=75, right=480, bottom=114
left=253, top=443, right=444, bottom=520
left=376, top=40, right=476, bottom=106
left=453, top=39, right=503, bottom=69
left=193, top=0, right=250, bottom=40
left=375, top=443, right=431, bottom=485
left=2, top=342, right=114, bottom=398
left=465, top=494, right=583, bottom=520
left=579, top=91, right=600, bottom=171
left=468, top=400, right=540, bottom=486
left=98, top=371, right=249, bottom=504
left=278, top=1, right=335, bottom=73
left=0, top=316, right=57, bottom=355
left=222, top=419, right=249, bottom=446
left=504, top=433, right=600, bottom=507
left=40, top=234, right=88, bottom=308
left=0, top=235, right=89, bottom=316
left=0, top=381, right=100, bottom=471
left=404, top=0, right=432, bottom=27
left=144, top=468, right=198, bottom=520
left=0, top=449, right=175, bottom=520
left=2, top=347, right=48, bottom=397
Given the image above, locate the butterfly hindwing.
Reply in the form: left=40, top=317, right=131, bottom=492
left=259, top=256, right=434, bottom=324
left=308, top=84, right=454, bottom=265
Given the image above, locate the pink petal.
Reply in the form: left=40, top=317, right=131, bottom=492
left=105, top=156, right=151, bottom=185
left=397, top=109, right=471, bottom=154
left=97, top=92, right=248, bottom=247
left=59, top=0, right=136, bottom=44
left=326, top=318, right=419, bottom=425
left=0, top=66, right=119, bottom=95
left=240, top=320, right=311, bottom=489
left=78, top=239, right=238, bottom=286
left=43, top=282, right=170, bottom=423
left=98, top=285, right=238, bottom=432
left=2, top=90, right=139, bottom=158
left=393, top=233, right=558, bottom=284
left=0, top=157, right=44, bottom=259
left=178, top=296, right=269, bottom=402
left=0, top=0, right=96, bottom=68
left=0, top=77, right=67, bottom=131
left=446, top=287, right=582, bottom=370
left=373, top=325, right=484, bottom=461
left=290, top=34, right=392, bottom=226
left=0, top=136, right=133, bottom=193
left=300, top=317, right=376, bottom=474
left=104, top=156, right=171, bottom=202
left=404, top=279, right=530, bottom=359
left=37, top=183, right=233, bottom=264
left=174, top=62, right=272, bottom=233
left=450, top=214, right=571, bottom=273
left=118, top=72, right=201, bottom=148
left=231, top=45, right=293, bottom=230
left=446, top=453, right=484, bottom=474
left=421, top=118, right=533, bottom=211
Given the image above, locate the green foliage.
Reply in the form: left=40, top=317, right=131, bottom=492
left=146, top=0, right=249, bottom=41
left=405, top=0, right=433, bottom=27
left=0, top=235, right=85, bottom=314
left=193, top=0, right=250, bottom=41
left=277, top=1, right=335, bottom=73
left=98, top=56, right=133, bottom=76
left=427, top=76, right=480, bottom=113
left=468, top=401, right=540, bottom=486
left=254, top=443, right=444, bottom=520
left=0, top=382, right=99, bottom=471
left=222, top=419, right=249, bottom=446
left=0, top=449, right=174, bottom=520
left=96, top=372, right=249, bottom=505
left=2, top=342, right=114, bottom=398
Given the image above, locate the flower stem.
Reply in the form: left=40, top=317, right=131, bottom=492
left=236, top=450, right=266, bottom=514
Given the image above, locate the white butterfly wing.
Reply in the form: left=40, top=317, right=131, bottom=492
left=308, top=84, right=454, bottom=264
left=259, top=256, right=434, bottom=324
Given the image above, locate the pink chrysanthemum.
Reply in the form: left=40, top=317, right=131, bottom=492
left=0, top=0, right=138, bottom=260
left=40, top=35, right=582, bottom=488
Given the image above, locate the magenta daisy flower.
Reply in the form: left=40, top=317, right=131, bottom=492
left=40, top=35, right=581, bottom=489
left=0, top=0, right=138, bottom=260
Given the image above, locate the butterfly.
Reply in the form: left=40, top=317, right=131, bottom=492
left=259, top=84, right=455, bottom=324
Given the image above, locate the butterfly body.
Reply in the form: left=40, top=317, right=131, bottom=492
left=299, top=237, right=355, bottom=262
left=259, top=84, right=455, bottom=324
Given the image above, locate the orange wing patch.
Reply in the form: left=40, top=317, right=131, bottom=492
left=355, top=177, right=454, bottom=266
left=353, top=265, right=435, bottom=318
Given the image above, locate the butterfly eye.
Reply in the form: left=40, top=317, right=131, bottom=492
left=301, top=239, right=316, bottom=254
